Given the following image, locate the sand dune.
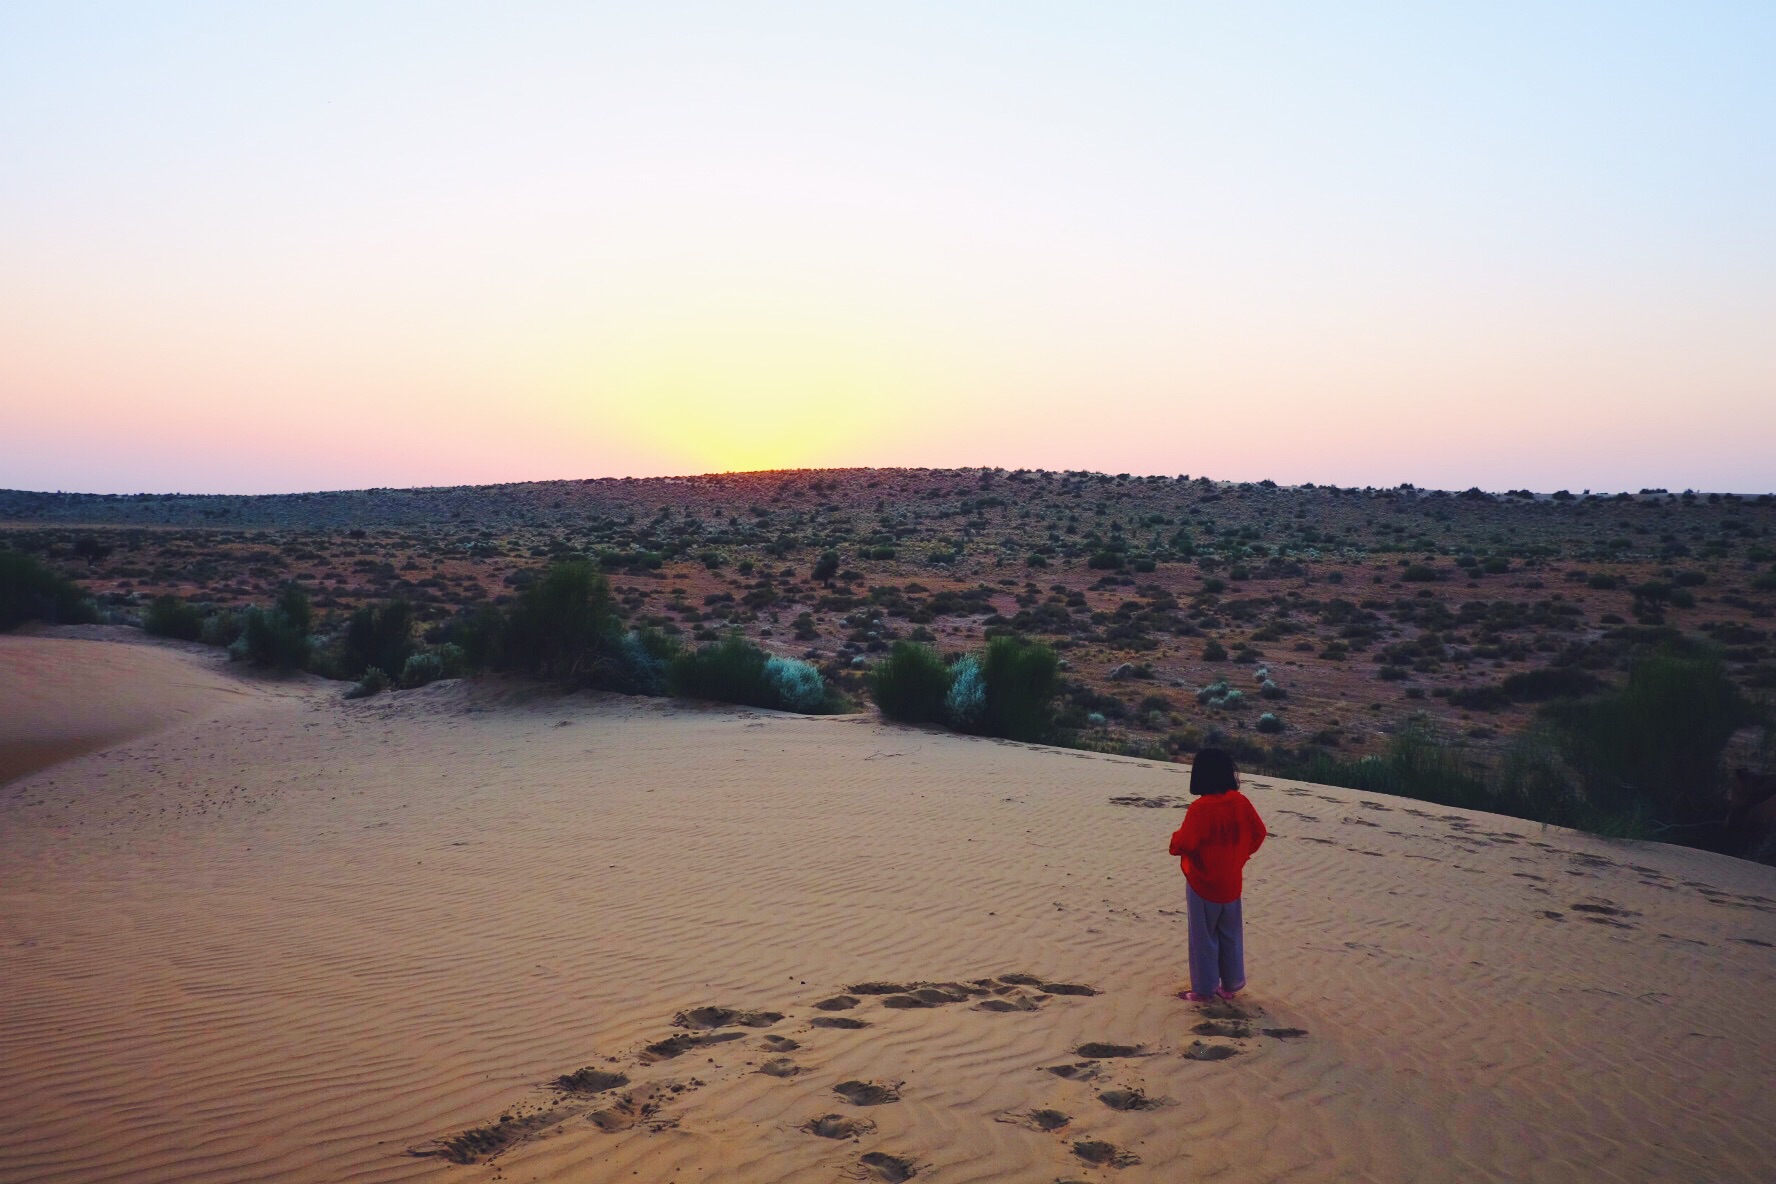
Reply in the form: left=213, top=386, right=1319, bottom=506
left=0, top=629, right=281, bottom=785
left=1, top=635, right=1772, bottom=1183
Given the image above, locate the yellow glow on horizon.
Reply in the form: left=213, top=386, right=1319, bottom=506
left=565, top=309, right=933, bottom=475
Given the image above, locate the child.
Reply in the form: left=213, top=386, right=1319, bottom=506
left=1167, top=748, right=1267, bottom=1003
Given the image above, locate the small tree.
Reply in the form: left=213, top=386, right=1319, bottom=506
left=812, top=550, right=841, bottom=583
left=981, top=636, right=1060, bottom=742
left=502, top=561, right=619, bottom=682
left=0, top=551, right=97, bottom=631
left=144, top=595, right=204, bottom=641
left=1544, top=647, right=1762, bottom=822
left=343, top=599, right=415, bottom=679
left=239, top=584, right=312, bottom=670
left=870, top=642, right=954, bottom=725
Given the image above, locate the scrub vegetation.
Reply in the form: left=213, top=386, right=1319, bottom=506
left=5, top=468, right=1773, bottom=852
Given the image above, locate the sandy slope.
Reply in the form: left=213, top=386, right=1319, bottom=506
left=0, top=629, right=281, bottom=784
left=0, top=636, right=1772, bottom=1184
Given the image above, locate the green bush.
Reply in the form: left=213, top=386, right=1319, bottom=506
left=981, top=635, right=1059, bottom=742
left=0, top=550, right=97, bottom=631
left=237, top=584, right=312, bottom=671
left=812, top=550, right=841, bottom=582
left=1500, top=666, right=1602, bottom=701
left=606, top=629, right=679, bottom=695
left=870, top=642, right=954, bottom=725
left=345, top=666, right=391, bottom=699
left=1448, top=685, right=1511, bottom=711
left=670, top=635, right=833, bottom=711
left=1542, top=647, right=1762, bottom=822
left=344, top=599, right=415, bottom=680
left=503, top=561, right=620, bottom=682
left=400, top=649, right=448, bottom=688
left=200, top=608, right=244, bottom=648
left=144, top=595, right=204, bottom=641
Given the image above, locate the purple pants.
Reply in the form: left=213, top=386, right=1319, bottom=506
left=1186, top=883, right=1245, bottom=997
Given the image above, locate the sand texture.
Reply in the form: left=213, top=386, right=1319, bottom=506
left=2, top=633, right=1773, bottom=1183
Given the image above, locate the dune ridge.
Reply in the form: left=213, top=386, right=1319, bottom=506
left=1, top=637, right=1772, bottom=1182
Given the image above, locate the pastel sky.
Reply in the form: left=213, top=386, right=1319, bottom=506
left=3, top=2, right=1773, bottom=495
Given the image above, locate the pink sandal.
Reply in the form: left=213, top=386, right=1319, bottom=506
left=1177, top=990, right=1214, bottom=1002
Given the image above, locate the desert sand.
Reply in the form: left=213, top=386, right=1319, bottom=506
left=1, top=632, right=1772, bottom=1183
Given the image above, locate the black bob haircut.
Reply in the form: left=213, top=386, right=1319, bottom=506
left=1189, top=747, right=1238, bottom=795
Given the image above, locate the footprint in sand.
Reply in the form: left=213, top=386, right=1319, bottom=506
left=811, top=1016, right=870, bottom=1030
left=674, top=1006, right=784, bottom=1029
left=416, top=1108, right=567, bottom=1164
left=977, top=995, right=1042, bottom=1013
left=1191, top=1019, right=1251, bottom=1038
left=1073, top=1042, right=1145, bottom=1059
left=1045, top=1062, right=1103, bottom=1081
left=833, top=1079, right=901, bottom=1105
left=815, top=995, right=860, bottom=1010
left=761, top=1034, right=800, bottom=1051
left=555, top=1067, right=628, bottom=1095
left=1073, top=1139, right=1140, bottom=1168
left=640, top=1031, right=745, bottom=1062
left=757, top=1057, right=801, bottom=1078
left=1183, top=1041, right=1240, bottom=1061
left=1262, top=1027, right=1309, bottom=1039
left=589, top=1084, right=677, bottom=1133
left=859, top=1151, right=920, bottom=1182
left=802, top=1113, right=875, bottom=1139
left=1098, top=1088, right=1168, bottom=1111
left=1005, top=1108, right=1071, bottom=1131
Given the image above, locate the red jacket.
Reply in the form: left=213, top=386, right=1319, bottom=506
left=1168, top=790, right=1267, bottom=903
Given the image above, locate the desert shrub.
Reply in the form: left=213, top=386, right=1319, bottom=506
left=345, top=666, right=390, bottom=699
left=1202, top=639, right=1228, bottom=661
left=670, top=635, right=775, bottom=708
left=1500, top=666, right=1603, bottom=701
left=981, top=636, right=1059, bottom=742
left=1088, top=551, right=1124, bottom=570
left=1256, top=712, right=1284, bottom=734
left=764, top=654, right=827, bottom=712
left=1542, top=647, right=1763, bottom=823
left=1259, top=679, right=1286, bottom=699
left=343, top=599, right=415, bottom=680
left=238, top=584, right=312, bottom=671
left=503, top=561, right=620, bottom=682
left=1402, top=565, right=1438, bottom=582
left=812, top=550, right=841, bottom=582
left=0, top=550, right=97, bottom=631
left=200, top=608, right=244, bottom=648
left=945, top=655, right=986, bottom=727
left=400, top=649, right=447, bottom=688
left=870, top=641, right=954, bottom=725
left=1283, top=724, right=1492, bottom=813
left=144, top=595, right=204, bottom=641
left=1587, top=573, right=1621, bottom=590
left=1196, top=680, right=1231, bottom=705
left=1448, top=685, right=1511, bottom=711
left=606, top=629, right=679, bottom=695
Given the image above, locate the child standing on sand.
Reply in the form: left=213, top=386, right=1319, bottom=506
left=1168, top=748, right=1267, bottom=1003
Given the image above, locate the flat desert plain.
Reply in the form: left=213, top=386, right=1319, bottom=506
left=2, top=631, right=1773, bottom=1184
